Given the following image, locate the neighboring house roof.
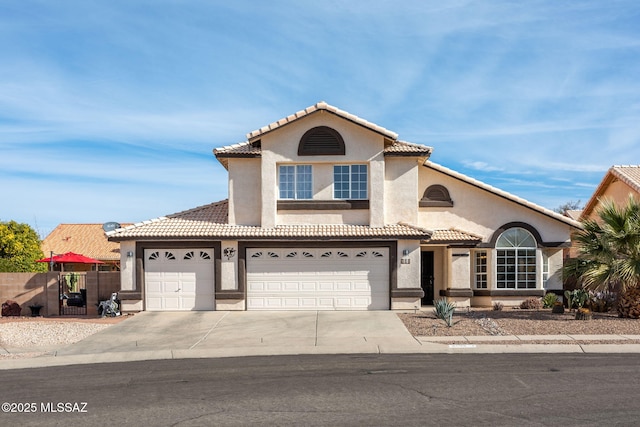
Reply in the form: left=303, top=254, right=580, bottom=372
left=564, top=209, right=583, bottom=221
left=425, top=161, right=582, bottom=229
left=107, top=200, right=433, bottom=241
left=246, top=101, right=398, bottom=142
left=581, top=165, right=640, bottom=219
left=42, top=223, right=132, bottom=261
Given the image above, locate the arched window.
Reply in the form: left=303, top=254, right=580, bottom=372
left=298, top=126, right=345, bottom=156
left=419, top=184, right=453, bottom=207
left=496, top=227, right=537, bottom=289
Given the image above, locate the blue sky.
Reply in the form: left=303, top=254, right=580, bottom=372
left=2, top=1, right=639, bottom=238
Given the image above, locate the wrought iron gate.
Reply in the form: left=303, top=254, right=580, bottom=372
left=59, top=273, right=87, bottom=315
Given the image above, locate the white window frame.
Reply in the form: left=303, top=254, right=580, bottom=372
left=333, top=164, right=368, bottom=200
left=278, top=165, right=313, bottom=200
left=542, top=250, right=549, bottom=286
left=474, top=250, right=488, bottom=289
left=495, top=227, right=538, bottom=290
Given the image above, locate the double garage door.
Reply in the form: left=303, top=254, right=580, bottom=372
left=246, top=247, right=389, bottom=310
left=144, top=249, right=215, bottom=311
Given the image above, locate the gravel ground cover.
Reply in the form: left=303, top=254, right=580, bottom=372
left=0, top=316, right=127, bottom=359
left=398, top=309, right=640, bottom=344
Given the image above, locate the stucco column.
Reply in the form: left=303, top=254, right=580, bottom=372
left=261, top=153, right=277, bottom=228
left=396, top=241, right=420, bottom=289
left=220, top=241, right=238, bottom=291
left=445, top=247, right=472, bottom=308
left=119, top=241, right=136, bottom=291
left=449, top=248, right=471, bottom=288
left=369, top=154, right=385, bottom=227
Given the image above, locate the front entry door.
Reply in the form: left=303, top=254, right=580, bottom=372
left=421, top=251, right=435, bottom=305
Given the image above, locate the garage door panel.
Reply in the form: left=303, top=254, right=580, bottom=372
left=318, top=282, right=333, bottom=291
left=247, top=247, right=389, bottom=310
left=144, top=249, right=215, bottom=311
left=146, top=296, right=163, bottom=310
left=248, top=281, right=265, bottom=291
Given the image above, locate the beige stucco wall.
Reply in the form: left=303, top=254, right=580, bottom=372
left=418, top=166, right=573, bottom=244
left=257, top=112, right=386, bottom=227
left=385, top=157, right=419, bottom=225
left=585, top=179, right=640, bottom=221
left=545, top=248, right=564, bottom=290
left=228, top=158, right=261, bottom=226
left=396, top=240, right=420, bottom=289
left=220, top=240, right=238, bottom=291
left=448, top=248, right=471, bottom=290
left=120, top=240, right=136, bottom=291
left=279, top=210, right=369, bottom=225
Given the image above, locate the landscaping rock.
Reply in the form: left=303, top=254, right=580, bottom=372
left=1, top=300, right=21, bottom=317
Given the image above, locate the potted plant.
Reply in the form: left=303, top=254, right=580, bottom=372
left=575, top=307, right=592, bottom=320
left=552, top=300, right=564, bottom=314
left=28, top=303, right=43, bottom=317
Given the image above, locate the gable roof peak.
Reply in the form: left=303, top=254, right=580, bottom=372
left=581, top=164, right=640, bottom=218
left=246, top=102, right=399, bottom=142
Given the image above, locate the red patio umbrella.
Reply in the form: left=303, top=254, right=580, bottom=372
left=37, top=252, right=105, bottom=271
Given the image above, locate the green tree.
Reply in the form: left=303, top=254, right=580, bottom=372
left=568, top=196, right=640, bottom=318
left=0, top=220, right=47, bottom=272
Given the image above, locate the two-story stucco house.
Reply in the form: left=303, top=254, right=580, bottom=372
left=108, top=102, right=581, bottom=312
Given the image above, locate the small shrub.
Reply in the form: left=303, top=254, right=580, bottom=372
left=520, top=297, right=542, bottom=310
left=433, top=298, right=456, bottom=327
left=587, top=290, right=616, bottom=312
left=492, top=301, right=504, bottom=311
left=542, top=292, right=558, bottom=308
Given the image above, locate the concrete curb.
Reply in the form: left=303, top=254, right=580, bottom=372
left=2, top=337, right=640, bottom=370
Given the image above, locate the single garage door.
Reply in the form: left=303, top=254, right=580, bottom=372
left=144, top=249, right=215, bottom=311
left=247, top=247, right=389, bottom=310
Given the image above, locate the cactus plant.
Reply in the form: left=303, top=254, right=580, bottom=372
left=64, top=272, right=79, bottom=293
left=433, top=298, right=456, bottom=327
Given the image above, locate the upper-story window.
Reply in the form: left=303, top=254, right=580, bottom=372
left=279, top=165, right=312, bottom=199
left=334, top=165, right=368, bottom=200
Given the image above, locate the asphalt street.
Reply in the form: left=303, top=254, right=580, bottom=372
left=2, top=353, right=640, bottom=426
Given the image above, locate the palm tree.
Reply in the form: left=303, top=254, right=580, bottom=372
left=570, top=195, right=640, bottom=318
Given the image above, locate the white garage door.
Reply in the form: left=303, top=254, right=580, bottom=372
left=247, top=248, right=389, bottom=310
left=144, top=249, right=215, bottom=311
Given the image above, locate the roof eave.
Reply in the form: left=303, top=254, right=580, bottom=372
left=246, top=102, right=399, bottom=142
left=425, top=161, right=583, bottom=229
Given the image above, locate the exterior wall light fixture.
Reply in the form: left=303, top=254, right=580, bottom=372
left=223, top=247, right=236, bottom=260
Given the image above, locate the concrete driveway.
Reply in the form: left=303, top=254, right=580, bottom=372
left=55, top=311, right=422, bottom=359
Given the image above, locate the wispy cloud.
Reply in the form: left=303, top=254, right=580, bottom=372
left=1, top=0, right=639, bottom=232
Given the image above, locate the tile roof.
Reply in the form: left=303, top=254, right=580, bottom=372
left=426, top=229, right=482, bottom=243
left=213, top=102, right=432, bottom=170
left=564, top=209, right=583, bottom=221
left=612, top=165, right=640, bottom=192
left=581, top=165, right=640, bottom=218
left=42, top=223, right=133, bottom=261
left=383, top=140, right=433, bottom=157
left=107, top=200, right=432, bottom=241
left=214, top=139, right=432, bottom=168
left=246, top=101, right=398, bottom=141
left=425, top=161, right=582, bottom=229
